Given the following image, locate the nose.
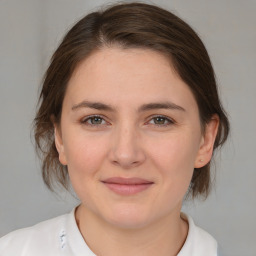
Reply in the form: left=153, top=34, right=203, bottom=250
left=108, top=124, right=146, bottom=169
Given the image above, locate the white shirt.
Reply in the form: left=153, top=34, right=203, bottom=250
left=0, top=208, right=218, bottom=256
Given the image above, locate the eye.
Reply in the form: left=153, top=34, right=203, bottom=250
left=147, top=115, right=175, bottom=126
left=81, top=115, right=107, bottom=126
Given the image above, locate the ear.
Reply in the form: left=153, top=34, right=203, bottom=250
left=194, top=114, right=219, bottom=168
left=54, top=123, right=68, bottom=166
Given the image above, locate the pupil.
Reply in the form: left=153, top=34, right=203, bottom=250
left=155, top=117, right=165, bottom=124
left=92, top=117, right=102, bottom=124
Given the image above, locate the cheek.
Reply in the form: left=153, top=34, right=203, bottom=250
left=63, top=133, right=109, bottom=203
left=151, top=133, right=199, bottom=167
left=63, top=131, right=108, bottom=179
left=149, top=132, right=200, bottom=192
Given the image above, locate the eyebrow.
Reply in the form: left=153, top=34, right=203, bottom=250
left=72, top=100, right=186, bottom=112
left=138, top=102, right=186, bottom=112
left=72, top=101, right=115, bottom=111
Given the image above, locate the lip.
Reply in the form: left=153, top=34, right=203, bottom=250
left=101, top=177, right=154, bottom=196
left=102, top=177, right=153, bottom=185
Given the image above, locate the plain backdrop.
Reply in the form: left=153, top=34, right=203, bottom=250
left=0, top=0, right=255, bottom=255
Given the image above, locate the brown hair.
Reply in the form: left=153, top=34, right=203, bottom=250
left=34, top=2, right=229, bottom=198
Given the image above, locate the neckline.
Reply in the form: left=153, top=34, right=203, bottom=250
left=65, top=207, right=214, bottom=256
left=66, top=207, right=96, bottom=255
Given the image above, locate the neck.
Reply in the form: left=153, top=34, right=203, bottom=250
left=75, top=204, right=188, bottom=256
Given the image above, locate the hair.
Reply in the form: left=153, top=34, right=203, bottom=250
left=34, top=2, right=229, bottom=199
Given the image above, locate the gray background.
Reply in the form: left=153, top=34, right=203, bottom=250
left=0, top=0, right=255, bottom=255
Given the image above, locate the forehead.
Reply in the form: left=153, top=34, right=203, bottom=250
left=65, top=47, right=198, bottom=112
left=72, top=47, right=173, bottom=83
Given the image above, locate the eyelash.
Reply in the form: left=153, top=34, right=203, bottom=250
left=147, top=115, right=175, bottom=127
left=80, top=115, right=175, bottom=127
left=81, top=115, right=108, bottom=126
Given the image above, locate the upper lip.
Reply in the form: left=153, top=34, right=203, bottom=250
left=102, top=177, right=154, bottom=185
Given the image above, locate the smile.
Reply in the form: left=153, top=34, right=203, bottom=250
left=101, top=177, right=154, bottom=196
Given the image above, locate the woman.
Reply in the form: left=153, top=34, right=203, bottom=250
left=0, top=2, right=229, bottom=255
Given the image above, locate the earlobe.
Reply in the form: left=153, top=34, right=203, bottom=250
left=194, top=115, right=219, bottom=168
left=54, top=125, right=68, bottom=165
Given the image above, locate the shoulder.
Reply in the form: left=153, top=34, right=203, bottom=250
left=0, top=212, right=70, bottom=256
left=178, top=213, right=218, bottom=256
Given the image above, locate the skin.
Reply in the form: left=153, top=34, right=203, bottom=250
left=54, top=47, right=219, bottom=256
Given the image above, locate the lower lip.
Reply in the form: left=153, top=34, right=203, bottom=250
left=103, top=183, right=153, bottom=195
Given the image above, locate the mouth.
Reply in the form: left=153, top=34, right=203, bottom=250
left=101, top=177, right=154, bottom=196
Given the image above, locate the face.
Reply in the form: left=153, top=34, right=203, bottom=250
left=55, top=47, right=218, bottom=229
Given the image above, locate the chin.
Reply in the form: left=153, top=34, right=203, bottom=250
left=103, top=206, right=153, bottom=230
